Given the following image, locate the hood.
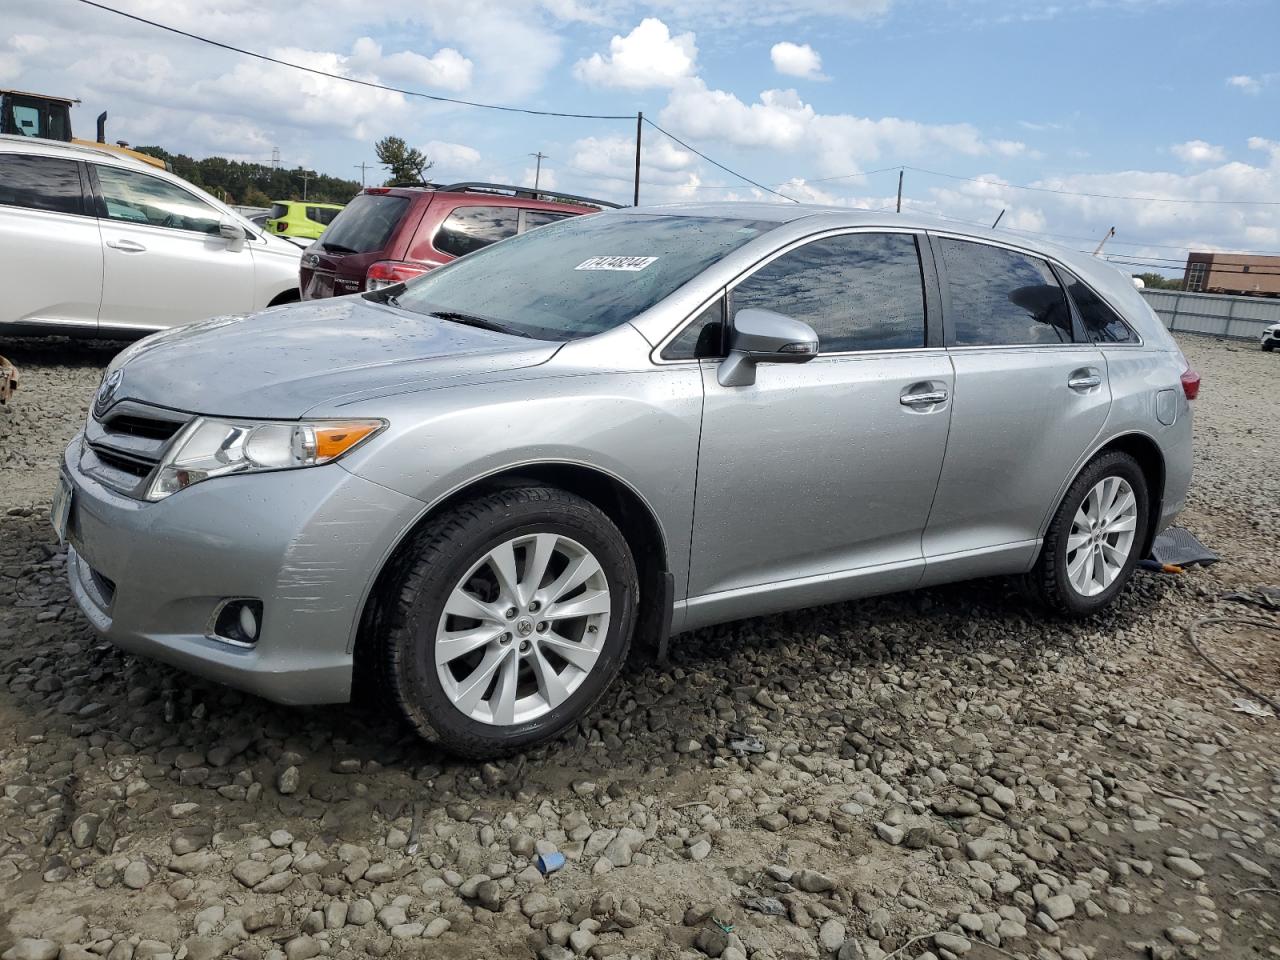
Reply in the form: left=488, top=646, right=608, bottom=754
left=107, top=297, right=559, bottom=419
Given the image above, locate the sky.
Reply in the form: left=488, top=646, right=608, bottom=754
left=3, top=0, right=1278, bottom=273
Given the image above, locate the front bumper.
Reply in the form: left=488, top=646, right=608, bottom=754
left=62, top=438, right=423, bottom=704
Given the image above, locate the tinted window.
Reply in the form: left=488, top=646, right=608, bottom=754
left=0, top=154, right=83, bottom=215
left=320, top=193, right=409, bottom=254
left=394, top=214, right=772, bottom=342
left=96, top=166, right=221, bottom=234
left=268, top=203, right=288, bottom=219
left=939, top=239, right=1073, bottom=345
left=524, top=210, right=572, bottom=231
left=663, top=298, right=726, bottom=360
left=308, top=206, right=340, bottom=225
left=732, top=233, right=926, bottom=353
left=1060, top=268, right=1137, bottom=344
left=435, top=206, right=519, bottom=258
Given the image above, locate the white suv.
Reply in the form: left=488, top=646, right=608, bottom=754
left=0, top=136, right=301, bottom=338
left=1262, top=322, right=1280, bottom=352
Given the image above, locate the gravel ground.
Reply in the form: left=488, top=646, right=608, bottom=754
left=0, top=333, right=1276, bottom=960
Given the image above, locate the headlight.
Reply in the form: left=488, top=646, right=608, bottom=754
left=147, top=417, right=384, bottom=501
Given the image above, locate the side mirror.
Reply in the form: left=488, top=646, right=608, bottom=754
left=219, top=219, right=246, bottom=243
left=717, top=307, right=818, bottom=387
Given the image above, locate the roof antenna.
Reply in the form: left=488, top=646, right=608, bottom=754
left=1093, top=226, right=1116, bottom=256
left=991, top=208, right=1005, bottom=229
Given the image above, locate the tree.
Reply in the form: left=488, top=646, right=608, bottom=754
left=1134, top=271, right=1184, bottom=291
left=375, top=136, right=432, bottom=186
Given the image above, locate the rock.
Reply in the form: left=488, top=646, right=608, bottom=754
left=819, top=919, right=846, bottom=952
left=1166, top=856, right=1205, bottom=880
left=283, top=937, right=320, bottom=960
left=233, top=860, right=272, bottom=888
left=3, top=940, right=59, bottom=960
left=964, top=838, right=997, bottom=861
left=70, top=814, right=101, bottom=849
left=874, top=823, right=904, bottom=845
left=122, top=860, right=151, bottom=889
left=687, top=839, right=712, bottom=861
left=602, top=827, right=646, bottom=867
left=794, top=869, right=835, bottom=893
left=934, top=932, right=971, bottom=955
left=423, top=918, right=450, bottom=939
left=1043, top=894, right=1075, bottom=921
left=277, top=766, right=300, bottom=795
left=171, top=826, right=212, bottom=855
left=1165, top=927, right=1201, bottom=946
left=347, top=900, right=375, bottom=926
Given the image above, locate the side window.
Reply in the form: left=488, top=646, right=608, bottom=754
left=523, top=210, right=572, bottom=232
left=0, top=154, right=83, bottom=216
left=95, top=166, right=222, bottom=235
left=1059, top=269, right=1138, bottom=344
left=938, top=239, right=1074, bottom=345
left=434, top=206, right=519, bottom=258
left=732, top=233, right=927, bottom=353
left=308, top=206, right=340, bottom=225
left=662, top=298, right=726, bottom=360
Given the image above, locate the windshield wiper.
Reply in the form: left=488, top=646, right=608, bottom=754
left=320, top=241, right=358, bottom=254
left=429, top=311, right=526, bottom=338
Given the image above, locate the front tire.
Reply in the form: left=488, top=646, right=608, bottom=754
left=1264, top=341, right=1276, bottom=352
left=1028, top=452, right=1150, bottom=618
left=380, top=486, right=638, bottom=758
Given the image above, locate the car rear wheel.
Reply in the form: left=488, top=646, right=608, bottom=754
left=380, top=486, right=638, bottom=758
left=1264, top=341, right=1275, bottom=352
left=1028, top=451, right=1149, bottom=617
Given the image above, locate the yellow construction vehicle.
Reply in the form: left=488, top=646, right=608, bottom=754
left=0, top=89, right=168, bottom=169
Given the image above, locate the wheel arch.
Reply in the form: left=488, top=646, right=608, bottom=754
left=351, top=461, right=672, bottom=687
left=267, top=288, right=300, bottom=307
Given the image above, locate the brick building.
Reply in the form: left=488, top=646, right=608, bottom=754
left=1183, top=252, right=1280, bottom=296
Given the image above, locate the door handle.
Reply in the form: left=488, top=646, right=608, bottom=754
left=1068, top=374, right=1102, bottom=390
left=106, top=239, right=146, bottom=253
left=900, top=390, right=948, bottom=406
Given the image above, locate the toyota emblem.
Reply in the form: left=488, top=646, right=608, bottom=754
left=95, top=369, right=124, bottom=415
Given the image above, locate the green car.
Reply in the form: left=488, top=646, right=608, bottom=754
left=265, top=200, right=344, bottom=240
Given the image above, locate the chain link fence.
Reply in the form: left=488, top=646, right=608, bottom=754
left=1142, top=289, right=1277, bottom=342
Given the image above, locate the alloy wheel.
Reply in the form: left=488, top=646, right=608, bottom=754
left=1066, top=476, right=1138, bottom=597
left=434, top=533, right=611, bottom=726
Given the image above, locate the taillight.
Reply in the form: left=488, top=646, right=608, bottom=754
left=1180, top=368, right=1201, bottom=401
left=366, top=187, right=390, bottom=195
left=276, top=221, right=288, bottom=232
left=1174, top=349, right=1200, bottom=400
left=367, top=260, right=431, bottom=291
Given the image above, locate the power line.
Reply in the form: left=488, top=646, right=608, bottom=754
left=641, top=118, right=798, bottom=203
left=74, top=0, right=634, bottom=121
left=903, top=165, right=1280, bottom=206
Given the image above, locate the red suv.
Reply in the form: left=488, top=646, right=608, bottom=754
left=300, top=182, right=617, bottom=299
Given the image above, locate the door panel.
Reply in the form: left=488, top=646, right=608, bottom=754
left=922, top=347, right=1110, bottom=562
left=689, top=351, right=954, bottom=601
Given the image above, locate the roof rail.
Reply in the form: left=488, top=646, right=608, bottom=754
left=438, top=182, right=621, bottom=209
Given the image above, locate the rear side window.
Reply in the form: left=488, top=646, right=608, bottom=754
left=95, top=165, right=222, bottom=235
left=938, top=238, right=1073, bottom=345
left=320, top=193, right=409, bottom=254
left=732, top=232, right=927, bottom=353
left=1060, top=268, right=1138, bottom=344
left=307, top=206, right=340, bottom=225
left=523, top=210, right=572, bottom=231
left=268, top=203, right=288, bottom=219
left=0, top=154, right=83, bottom=216
left=434, top=206, right=519, bottom=258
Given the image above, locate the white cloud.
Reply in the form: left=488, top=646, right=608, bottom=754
left=574, top=18, right=698, bottom=89
left=1171, top=139, right=1226, bottom=165
left=639, top=0, right=890, bottom=27
left=422, top=140, right=483, bottom=177
left=571, top=134, right=693, bottom=183
left=1227, top=74, right=1261, bottom=94
left=770, top=41, right=825, bottom=80
left=349, top=37, right=472, bottom=92
left=659, top=81, right=1026, bottom=174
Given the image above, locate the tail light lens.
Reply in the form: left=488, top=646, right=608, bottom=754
left=367, top=260, right=432, bottom=292
left=275, top=221, right=288, bottom=232
left=1174, top=349, right=1200, bottom=400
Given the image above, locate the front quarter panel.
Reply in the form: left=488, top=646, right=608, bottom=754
left=333, top=347, right=704, bottom=598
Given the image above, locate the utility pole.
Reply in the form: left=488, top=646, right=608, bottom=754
left=895, top=168, right=903, bottom=213
left=991, top=208, right=1005, bottom=229
left=271, top=146, right=280, bottom=170
left=1093, top=226, right=1116, bottom=256
left=354, top=162, right=370, bottom=187
left=301, top=171, right=312, bottom=201
left=530, top=152, right=547, bottom=192
left=633, top=112, right=643, bottom=207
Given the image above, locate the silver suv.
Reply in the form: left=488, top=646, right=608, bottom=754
left=58, top=203, right=1196, bottom=757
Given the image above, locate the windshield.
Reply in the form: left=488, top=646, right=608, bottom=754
left=320, top=193, right=409, bottom=253
left=392, top=213, right=774, bottom=341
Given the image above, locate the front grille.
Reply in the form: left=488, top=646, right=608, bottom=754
left=81, top=400, right=193, bottom=498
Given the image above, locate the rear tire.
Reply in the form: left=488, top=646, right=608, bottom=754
left=1264, top=341, right=1275, bottom=352
left=1028, top=452, right=1149, bottom=618
left=380, top=486, right=638, bottom=758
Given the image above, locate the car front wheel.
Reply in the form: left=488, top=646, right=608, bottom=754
left=1029, top=451, right=1150, bottom=617
left=380, top=486, right=638, bottom=758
